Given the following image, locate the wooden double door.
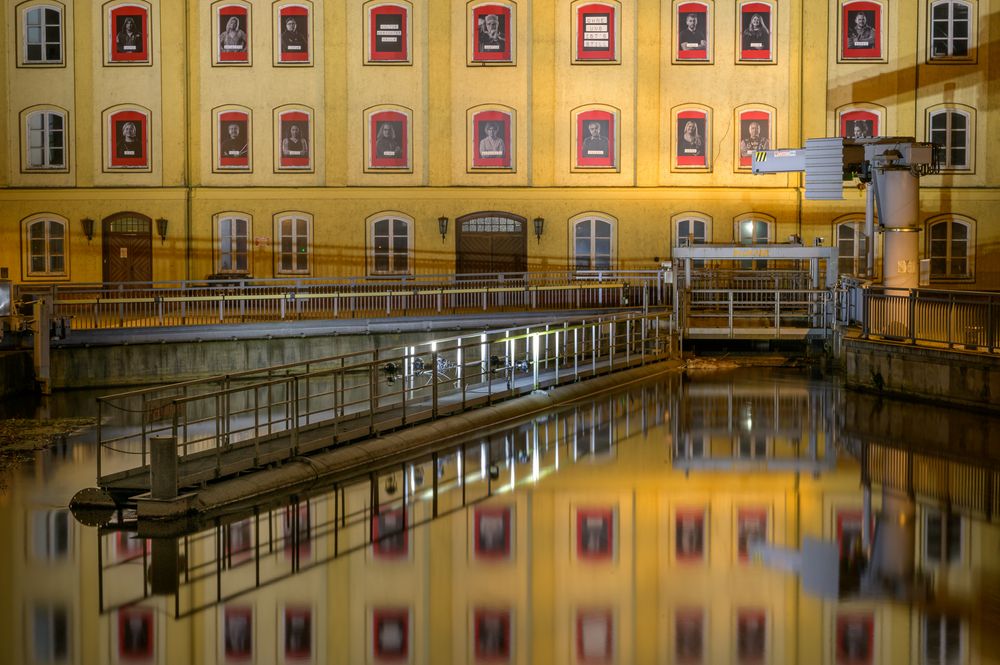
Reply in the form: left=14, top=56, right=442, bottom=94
left=103, top=213, right=153, bottom=283
left=455, top=212, right=527, bottom=277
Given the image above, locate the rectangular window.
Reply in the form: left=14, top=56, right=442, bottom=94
left=925, top=511, right=961, bottom=563
left=32, top=604, right=70, bottom=663
left=924, top=614, right=961, bottom=665
left=28, top=220, right=65, bottom=275
left=929, top=110, right=969, bottom=169
left=931, top=1, right=970, bottom=58
left=372, top=218, right=409, bottom=274
left=278, top=217, right=309, bottom=274
left=30, top=509, right=70, bottom=560
left=574, top=219, right=613, bottom=271
left=219, top=217, right=249, bottom=273
left=25, top=6, right=63, bottom=63
left=27, top=111, right=65, bottom=169
left=929, top=221, right=969, bottom=279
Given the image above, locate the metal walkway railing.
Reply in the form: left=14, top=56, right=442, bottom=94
left=96, top=310, right=674, bottom=497
left=16, top=270, right=669, bottom=331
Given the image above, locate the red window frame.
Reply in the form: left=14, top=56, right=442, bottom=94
left=118, top=607, right=154, bottom=662
left=108, top=109, right=149, bottom=169
left=471, top=4, right=512, bottom=62
left=372, top=506, right=408, bottom=558
left=676, top=110, right=708, bottom=167
left=473, top=608, right=512, bottom=661
left=576, top=507, right=613, bottom=560
left=278, top=4, right=310, bottom=63
left=372, top=608, right=409, bottom=661
left=840, top=109, right=880, bottom=138
left=369, top=110, right=409, bottom=169
left=369, top=3, right=408, bottom=62
left=217, top=4, right=250, bottom=63
left=677, top=2, right=709, bottom=61
left=738, top=2, right=773, bottom=61
left=738, top=109, right=771, bottom=169
left=278, top=110, right=311, bottom=169
left=473, top=505, right=512, bottom=558
left=576, top=3, right=616, bottom=61
left=472, top=110, right=512, bottom=168
left=576, top=109, right=616, bottom=168
left=218, top=110, right=250, bottom=170
left=841, top=0, right=882, bottom=60
left=109, top=4, right=149, bottom=63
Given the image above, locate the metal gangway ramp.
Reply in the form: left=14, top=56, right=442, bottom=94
left=95, top=311, right=673, bottom=502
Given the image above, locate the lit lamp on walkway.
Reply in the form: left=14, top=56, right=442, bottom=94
left=533, top=216, right=545, bottom=243
left=437, top=216, right=449, bottom=242
left=156, top=217, right=168, bottom=244
left=81, top=217, right=95, bottom=242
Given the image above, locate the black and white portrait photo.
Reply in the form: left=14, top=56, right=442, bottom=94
left=219, top=14, right=247, bottom=53
left=677, top=117, right=706, bottom=157
left=581, top=120, right=610, bottom=158
left=115, top=14, right=143, bottom=53
left=115, top=120, right=142, bottom=159
left=846, top=10, right=876, bottom=49
left=280, top=14, right=307, bottom=53
left=280, top=121, right=309, bottom=158
left=477, top=121, right=506, bottom=159
left=847, top=118, right=874, bottom=139
left=220, top=120, right=248, bottom=158
left=678, top=11, right=707, bottom=50
left=741, top=12, right=770, bottom=52
left=739, top=118, right=770, bottom=160
left=477, top=12, right=505, bottom=53
left=375, top=121, right=402, bottom=159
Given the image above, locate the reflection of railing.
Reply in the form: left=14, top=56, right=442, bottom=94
left=858, top=285, right=1000, bottom=352
left=96, top=311, right=673, bottom=496
left=97, top=386, right=668, bottom=616
left=16, top=270, right=669, bottom=331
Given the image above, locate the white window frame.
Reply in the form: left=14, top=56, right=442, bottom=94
left=733, top=214, right=773, bottom=269
left=274, top=212, right=311, bottom=275
left=835, top=219, right=866, bottom=276
left=215, top=213, right=251, bottom=275
left=571, top=214, right=615, bottom=272
left=928, top=0, right=975, bottom=62
left=24, top=108, right=67, bottom=170
left=22, top=214, right=68, bottom=279
left=927, top=106, right=974, bottom=171
left=367, top=213, right=413, bottom=276
left=21, top=2, right=64, bottom=65
left=925, top=216, right=974, bottom=281
left=923, top=510, right=963, bottom=565
left=922, top=613, right=962, bottom=665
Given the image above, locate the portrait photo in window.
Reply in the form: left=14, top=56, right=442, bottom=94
left=674, top=110, right=709, bottom=170
left=372, top=609, right=409, bottom=661
left=574, top=2, right=618, bottom=63
left=574, top=109, right=617, bottom=170
left=738, top=1, right=774, bottom=62
left=107, top=109, right=149, bottom=170
left=473, top=608, right=511, bottom=661
left=372, top=507, right=407, bottom=558
left=107, top=4, right=149, bottom=64
left=470, top=109, right=513, bottom=170
left=736, top=109, right=771, bottom=169
left=675, top=2, right=711, bottom=62
left=473, top=505, right=512, bottom=559
left=576, top=507, right=614, bottom=561
left=276, top=4, right=310, bottom=64
left=276, top=110, right=311, bottom=171
left=366, top=109, right=410, bottom=171
left=469, top=3, right=513, bottom=64
left=216, top=110, right=251, bottom=171
left=215, top=4, right=250, bottom=64
left=367, top=2, right=410, bottom=63
left=840, top=1, right=883, bottom=61
left=839, top=109, right=880, bottom=139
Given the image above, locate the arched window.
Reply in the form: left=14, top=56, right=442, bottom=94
left=24, top=108, right=67, bottom=170
left=215, top=213, right=251, bottom=274
left=673, top=213, right=712, bottom=269
left=927, top=106, right=973, bottom=170
left=572, top=215, right=614, bottom=271
left=274, top=212, right=311, bottom=274
left=23, top=214, right=67, bottom=277
left=369, top=213, right=412, bottom=275
left=733, top=214, right=772, bottom=269
left=929, top=0, right=974, bottom=60
left=835, top=219, right=867, bottom=276
left=926, top=216, right=973, bottom=280
left=21, top=3, right=64, bottom=64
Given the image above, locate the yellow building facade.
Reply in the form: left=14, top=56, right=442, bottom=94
left=2, top=0, right=998, bottom=288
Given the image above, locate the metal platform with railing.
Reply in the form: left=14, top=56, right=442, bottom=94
left=95, top=310, right=674, bottom=502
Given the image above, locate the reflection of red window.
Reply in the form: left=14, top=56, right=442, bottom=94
left=576, top=608, right=613, bottom=663
left=369, top=4, right=408, bottom=62
left=283, top=503, right=311, bottom=562
left=675, top=507, right=705, bottom=561
left=576, top=507, right=613, bottom=560
left=115, top=531, right=149, bottom=561
left=835, top=613, right=874, bottom=665
left=284, top=606, right=312, bottom=661
left=677, top=2, right=709, bottom=61
left=474, top=505, right=511, bottom=558
left=118, top=607, right=154, bottom=662
left=109, top=5, right=149, bottom=63
left=372, top=608, right=409, bottom=661
left=840, top=110, right=879, bottom=139
left=108, top=110, right=148, bottom=169
left=738, top=110, right=770, bottom=168
left=473, top=608, right=511, bottom=661
left=841, top=1, right=881, bottom=59
left=218, top=111, right=250, bottom=169
left=472, top=111, right=511, bottom=168
left=278, top=5, right=310, bottom=62
left=737, top=506, right=767, bottom=561
left=576, top=3, right=615, bottom=61
left=739, top=2, right=772, bottom=61
left=737, top=609, right=766, bottom=664
left=224, top=606, right=253, bottom=661
left=576, top=110, right=615, bottom=168
left=471, top=4, right=512, bottom=62
left=278, top=111, right=310, bottom=169
left=372, top=506, right=408, bottom=557
left=675, top=608, right=704, bottom=664
left=218, top=5, right=250, bottom=63
left=369, top=111, right=409, bottom=169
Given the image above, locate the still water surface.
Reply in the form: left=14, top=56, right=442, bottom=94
left=2, top=368, right=998, bottom=664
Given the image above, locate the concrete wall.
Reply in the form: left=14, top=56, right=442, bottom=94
left=842, top=338, right=1000, bottom=413
left=0, top=350, right=32, bottom=397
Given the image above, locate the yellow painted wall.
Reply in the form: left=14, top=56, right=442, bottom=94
left=2, top=0, right=999, bottom=288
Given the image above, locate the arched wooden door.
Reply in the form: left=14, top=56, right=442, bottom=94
left=102, top=212, right=153, bottom=283
left=455, top=212, right=527, bottom=276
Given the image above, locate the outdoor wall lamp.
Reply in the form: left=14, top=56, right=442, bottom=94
left=533, top=217, right=545, bottom=243
left=81, top=217, right=95, bottom=242
left=156, top=217, right=168, bottom=244
left=437, top=216, right=449, bottom=242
